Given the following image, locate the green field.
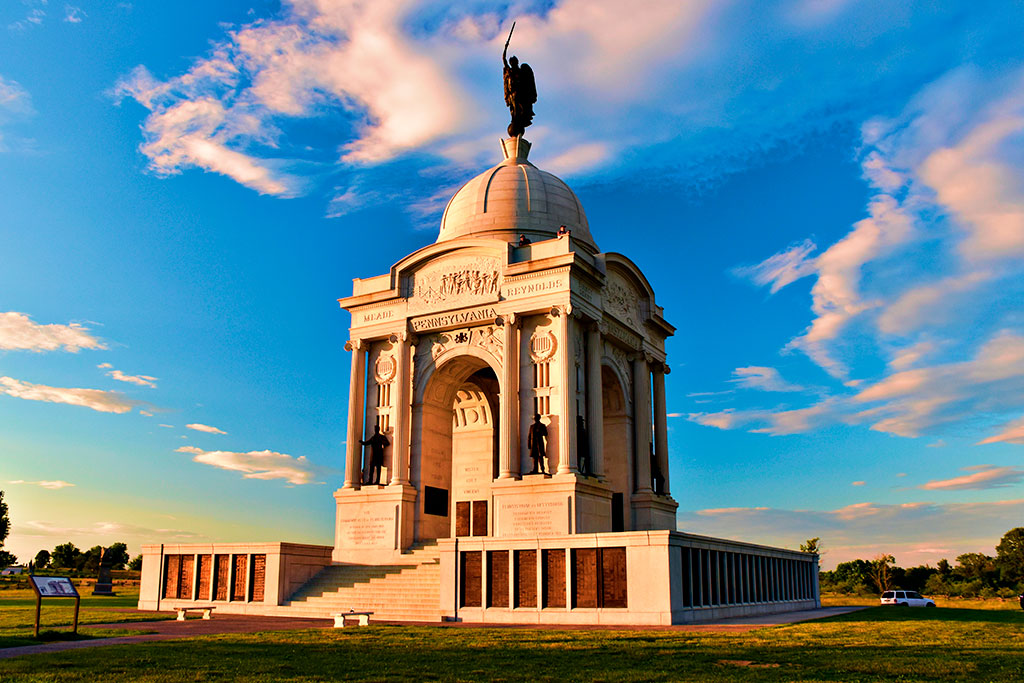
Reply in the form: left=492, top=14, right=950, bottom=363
left=0, top=588, right=166, bottom=649
left=0, top=595, right=1022, bottom=681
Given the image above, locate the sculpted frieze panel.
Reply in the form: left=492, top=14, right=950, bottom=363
left=604, top=271, right=643, bottom=328
left=406, top=255, right=502, bottom=315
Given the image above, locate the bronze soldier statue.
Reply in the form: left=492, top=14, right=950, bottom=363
left=360, top=425, right=390, bottom=485
left=502, top=23, right=537, bottom=138
left=528, top=413, right=548, bottom=474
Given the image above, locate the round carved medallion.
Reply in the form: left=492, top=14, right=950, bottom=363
left=375, top=354, right=397, bottom=383
left=529, top=331, right=557, bottom=362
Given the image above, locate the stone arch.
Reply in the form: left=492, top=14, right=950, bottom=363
left=601, top=362, right=633, bottom=532
left=410, top=349, right=501, bottom=542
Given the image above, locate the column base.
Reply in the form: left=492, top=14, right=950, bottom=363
left=631, top=491, right=679, bottom=531
left=333, top=484, right=417, bottom=564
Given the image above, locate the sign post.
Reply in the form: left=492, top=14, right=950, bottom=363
left=29, top=576, right=81, bottom=638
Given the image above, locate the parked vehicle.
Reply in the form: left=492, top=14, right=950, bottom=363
left=880, top=590, right=936, bottom=607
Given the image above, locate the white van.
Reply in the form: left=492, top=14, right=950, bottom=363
left=880, top=590, right=936, bottom=607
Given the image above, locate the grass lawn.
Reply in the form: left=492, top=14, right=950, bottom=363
left=0, top=588, right=166, bottom=649
left=0, top=605, right=1022, bottom=681
left=822, top=592, right=1023, bottom=610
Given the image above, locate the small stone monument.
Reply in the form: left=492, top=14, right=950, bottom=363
left=92, top=547, right=116, bottom=596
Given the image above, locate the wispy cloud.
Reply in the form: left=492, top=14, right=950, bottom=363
left=97, top=363, right=157, bottom=388
left=730, top=366, right=803, bottom=392
left=8, top=480, right=75, bottom=490
left=978, top=416, right=1024, bottom=446
left=186, top=423, right=226, bottom=435
left=920, top=465, right=1024, bottom=491
left=63, top=5, right=85, bottom=23
left=0, top=312, right=105, bottom=352
left=0, top=376, right=139, bottom=414
left=176, top=445, right=331, bottom=485
left=681, top=498, right=1024, bottom=569
left=733, top=239, right=817, bottom=294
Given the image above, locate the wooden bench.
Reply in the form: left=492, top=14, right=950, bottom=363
left=175, top=606, right=216, bottom=621
left=333, top=610, right=374, bottom=628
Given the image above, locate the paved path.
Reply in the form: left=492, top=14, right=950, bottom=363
left=0, top=606, right=866, bottom=660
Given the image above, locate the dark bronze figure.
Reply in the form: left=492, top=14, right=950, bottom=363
left=527, top=413, right=548, bottom=474
left=502, top=23, right=537, bottom=138
left=576, top=415, right=590, bottom=476
left=361, top=425, right=390, bottom=485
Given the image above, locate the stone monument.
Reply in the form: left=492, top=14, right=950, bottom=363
left=136, top=34, right=820, bottom=624
left=92, top=547, right=115, bottom=596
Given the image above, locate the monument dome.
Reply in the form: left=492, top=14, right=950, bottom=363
left=437, top=137, right=598, bottom=252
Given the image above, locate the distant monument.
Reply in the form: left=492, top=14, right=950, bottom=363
left=502, top=23, right=537, bottom=137
left=92, top=547, right=115, bottom=596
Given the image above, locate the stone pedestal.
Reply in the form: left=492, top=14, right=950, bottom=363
left=333, top=484, right=417, bottom=564
left=491, top=474, right=613, bottom=537
left=630, top=491, right=679, bottom=531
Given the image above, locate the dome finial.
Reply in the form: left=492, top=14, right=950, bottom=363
left=500, top=136, right=531, bottom=163
left=502, top=23, right=537, bottom=138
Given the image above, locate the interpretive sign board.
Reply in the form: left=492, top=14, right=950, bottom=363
left=29, top=575, right=81, bottom=637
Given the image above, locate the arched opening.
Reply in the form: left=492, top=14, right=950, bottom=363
left=601, top=364, right=632, bottom=532
left=412, top=355, right=500, bottom=542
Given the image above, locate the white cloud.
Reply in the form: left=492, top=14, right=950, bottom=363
left=851, top=481, right=865, bottom=486
left=176, top=445, right=330, bottom=485
left=920, top=465, right=1024, bottom=491
left=98, top=364, right=158, bottom=388
left=158, top=423, right=174, bottom=428
left=732, top=239, right=817, bottom=294
left=0, top=376, right=139, bottom=414
left=978, top=415, right=1024, bottom=445
left=540, top=142, right=611, bottom=176
left=186, top=423, right=227, bottom=435
left=888, top=341, right=935, bottom=370
left=0, top=312, right=105, bottom=352
left=8, top=480, right=75, bottom=490
left=730, top=366, right=803, bottom=392
left=63, top=5, right=85, bottom=23
left=877, top=271, right=991, bottom=336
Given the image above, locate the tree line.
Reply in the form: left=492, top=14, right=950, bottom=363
left=819, top=527, right=1024, bottom=598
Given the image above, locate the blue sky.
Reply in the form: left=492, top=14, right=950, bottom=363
left=1, top=1, right=1022, bottom=570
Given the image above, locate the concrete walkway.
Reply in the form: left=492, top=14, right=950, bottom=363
left=0, top=606, right=866, bottom=660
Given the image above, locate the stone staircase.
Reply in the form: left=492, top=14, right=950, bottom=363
left=279, top=542, right=443, bottom=622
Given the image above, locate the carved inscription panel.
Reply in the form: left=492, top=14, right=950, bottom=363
left=336, top=507, right=396, bottom=549
left=496, top=496, right=570, bottom=537
left=604, top=271, right=643, bottom=328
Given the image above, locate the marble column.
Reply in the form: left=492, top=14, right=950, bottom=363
left=632, top=352, right=653, bottom=493
left=585, top=323, right=604, bottom=477
left=652, top=363, right=670, bottom=495
left=343, top=339, right=366, bottom=489
left=557, top=308, right=576, bottom=475
left=498, top=314, right=520, bottom=479
left=388, top=332, right=411, bottom=486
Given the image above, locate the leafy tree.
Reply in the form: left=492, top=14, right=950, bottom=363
left=0, top=491, right=16, bottom=568
left=51, top=542, right=81, bottom=568
left=954, top=553, right=998, bottom=585
left=800, top=537, right=822, bottom=554
left=128, top=554, right=143, bottom=571
left=936, top=558, right=952, bottom=577
left=869, top=554, right=896, bottom=593
left=106, top=542, right=130, bottom=570
left=995, top=527, right=1024, bottom=585
left=78, top=545, right=104, bottom=573
left=902, top=564, right=937, bottom=593
left=33, top=549, right=51, bottom=569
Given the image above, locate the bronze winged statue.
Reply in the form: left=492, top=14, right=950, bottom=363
left=502, top=23, right=537, bottom=138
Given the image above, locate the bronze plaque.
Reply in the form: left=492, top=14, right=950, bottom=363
left=251, top=554, right=266, bottom=602
left=460, top=551, right=482, bottom=607
left=456, top=501, right=471, bottom=537
left=515, top=550, right=537, bottom=608
left=472, top=500, right=488, bottom=537
left=196, top=555, right=212, bottom=601
left=232, top=554, right=247, bottom=602
left=572, top=548, right=598, bottom=608
left=543, top=549, right=566, bottom=608
left=214, top=554, right=229, bottom=601
left=178, top=554, right=195, bottom=601
left=600, top=547, right=627, bottom=608
left=163, top=554, right=180, bottom=599
left=488, top=550, right=509, bottom=608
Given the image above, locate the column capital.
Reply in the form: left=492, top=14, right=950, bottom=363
left=389, top=330, right=410, bottom=343
left=344, top=338, right=363, bottom=352
left=495, top=313, right=518, bottom=328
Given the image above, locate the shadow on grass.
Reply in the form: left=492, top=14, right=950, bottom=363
left=0, top=628, right=155, bottom=650
left=818, top=605, right=1024, bottom=624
